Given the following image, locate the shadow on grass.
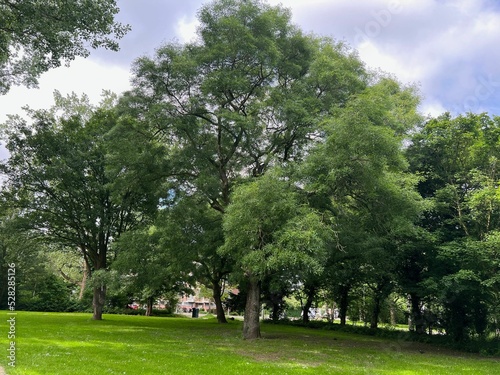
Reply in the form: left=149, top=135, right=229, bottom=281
left=265, top=319, right=500, bottom=357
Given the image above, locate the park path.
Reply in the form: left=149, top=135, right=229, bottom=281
left=0, top=365, right=5, bottom=375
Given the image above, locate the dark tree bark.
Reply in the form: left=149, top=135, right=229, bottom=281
left=370, top=293, right=382, bottom=329
left=91, top=244, right=107, bottom=320
left=146, top=296, right=154, bottom=316
left=92, top=285, right=106, bottom=320
left=243, top=278, right=261, bottom=339
left=302, top=284, right=317, bottom=324
left=271, top=300, right=281, bottom=322
left=409, top=293, right=425, bottom=334
left=212, top=279, right=227, bottom=324
left=339, top=285, right=350, bottom=326
left=266, top=288, right=285, bottom=322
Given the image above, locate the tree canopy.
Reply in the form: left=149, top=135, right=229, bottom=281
left=0, top=0, right=129, bottom=94
left=0, top=97, right=155, bottom=319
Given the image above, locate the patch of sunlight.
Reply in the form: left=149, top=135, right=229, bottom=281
left=99, top=327, right=145, bottom=333
left=276, top=361, right=319, bottom=369
left=398, top=372, right=431, bottom=375
left=25, top=338, right=98, bottom=348
left=24, top=337, right=137, bottom=349
left=303, top=349, right=321, bottom=354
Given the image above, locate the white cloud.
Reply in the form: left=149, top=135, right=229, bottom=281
left=0, top=58, right=131, bottom=160
left=0, top=58, right=131, bottom=124
left=291, top=0, right=500, bottom=114
left=419, top=101, right=447, bottom=118
left=175, top=16, right=199, bottom=44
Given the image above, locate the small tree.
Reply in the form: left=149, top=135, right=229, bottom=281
left=113, top=222, right=191, bottom=316
left=221, top=171, right=332, bottom=339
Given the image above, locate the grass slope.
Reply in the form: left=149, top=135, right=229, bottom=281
left=0, top=311, right=498, bottom=374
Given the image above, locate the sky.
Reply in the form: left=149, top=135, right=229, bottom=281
left=1, top=0, right=500, bottom=159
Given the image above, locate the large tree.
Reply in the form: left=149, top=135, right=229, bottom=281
left=0, top=104, right=152, bottom=320
left=301, top=77, right=423, bottom=327
left=119, top=0, right=368, bottom=324
left=0, top=0, right=129, bottom=94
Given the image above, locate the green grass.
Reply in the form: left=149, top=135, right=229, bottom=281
left=0, top=311, right=498, bottom=374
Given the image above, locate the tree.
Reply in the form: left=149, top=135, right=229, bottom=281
left=221, top=171, right=332, bottom=339
left=0, top=102, right=152, bottom=320
left=119, top=0, right=368, bottom=324
left=301, top=77, right=423, bottom=327
left=123, top=0, right=314, bottom=206
left=0, top=201, right=77, bottom=312
left=113, top=223, right=190, bottom=316
left=407, top=112, right=500, bottom=340
left=395, top=229, right=437, bottom=334
left=0, top=0, right=129, bottom=94
left=163, top=198, right=232, bottom=323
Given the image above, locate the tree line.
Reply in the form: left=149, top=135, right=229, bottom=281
left=0, top=0, right=499, bottom=342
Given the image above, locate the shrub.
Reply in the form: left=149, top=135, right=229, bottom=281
left=18, top=274, right=72, bottom=312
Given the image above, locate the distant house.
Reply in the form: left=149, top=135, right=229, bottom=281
left=178, top=289, right=216, bottom=312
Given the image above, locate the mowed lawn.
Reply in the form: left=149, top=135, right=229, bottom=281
left=0, top=312, right=499, bottom=374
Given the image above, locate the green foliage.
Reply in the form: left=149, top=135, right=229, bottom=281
left=3, top=0, right=500, bottom=345
left=123, top=0, right=368, bottom=210
left=112, top=221, right=191, bottom=308
left=221, top=171, right=332, bottom=281
left=0, top=0, right=129, bottom=93
left=119, top=0, right=369, bottom=329
left=0, top=95, right=158, bottom=319
left=299, top=75, right=423, bottom=327
left=17, top=273, right=72, bottom=312
left=0, top=206, right=71, bottom=311
left=407, top=112, right=500, bottom=340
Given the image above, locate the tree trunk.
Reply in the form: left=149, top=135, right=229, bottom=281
left=409, top=293, right=425, bottom=334
left=243, top=278, right=261, bottom=339
left=271, top=299, right=281, bottom=322
left=269, top=290, right=286, bottom=322
left=89, top=237, right=108, bottom=320
left=389, top=297, right=397, bottom=326
left=78, top=260, right=89, bottom=301
left=146, top=296, right=154, bottom=316
left=263, top=289, right=283, bottom=322
left=212, top=279, right=227, bottom=324
left=370, top=293, right=381, bottom=329
left=302, top=285, right=316, bottom=324
left=92, top=285, right=106, bottom=320
left=339, top=286, right=350, bottom=326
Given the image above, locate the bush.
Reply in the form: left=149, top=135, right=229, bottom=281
left=65, top=299, right=92, bottom=313
left=17, top=274, right=72, bottom=312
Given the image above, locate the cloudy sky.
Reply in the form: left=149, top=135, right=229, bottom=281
left=1, top=0, right=500, bottom=158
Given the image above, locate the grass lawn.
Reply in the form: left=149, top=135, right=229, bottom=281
left=0, top=311, right=498, bottom=374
